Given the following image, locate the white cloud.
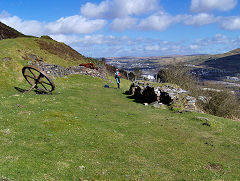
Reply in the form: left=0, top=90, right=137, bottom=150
left=51, top=34, right=126, bottom=46
left=110, top=17, right=138, bottom=31
left=45, top=15, right=107, bottom=34
left=139, top=12, right=180, bottom=31
left=191, top=0, right=238, bottom=12
left=183, top=13, right=217, bottom=26
left=212, top=34, right=230, bottom=44
left=80, top=1, right=111, bottom=19
left=145, top=45, right=161, bottom=51
left=49, top=34, right=81, bottom=44
left=49, top=34, right=191, bottom=57
left=0, top=14, right=44, bottom=35
left=189, top=45, right=200, bottom=50
left=219, top=16, right=240, bottom=30
left=46, top=33, right=240, bottom=57
left=188, top=34, right=239, bottom=53
left=114, top=0, right=159, bottom=17
left=80, top=0, right=160, bottom=18
left=0, top=12, right=107, bottom=36
left=51, top=34, right=135, bottom=57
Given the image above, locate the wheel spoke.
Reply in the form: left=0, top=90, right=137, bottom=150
left=41, top=80, right=52, bottom=85
left=25, top=75, right=35, bottom=80
left=28, top=68, right=38, bottom=79
left=39, top=82, right=48, bottom=91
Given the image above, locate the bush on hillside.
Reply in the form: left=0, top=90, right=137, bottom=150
left=40, top=35, right=53, bottom=40
left=157, top=65, right=240, bottom=120
left=198, top=84, right=240, bottom=119
left=157, top=65, right=200, bottom=96
left=133, top=67, right=143, bottom=79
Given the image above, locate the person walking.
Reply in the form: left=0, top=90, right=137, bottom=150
left=115, top=69, right=121, bottom=89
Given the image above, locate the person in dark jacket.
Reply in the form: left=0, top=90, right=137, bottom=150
left=115, top=69, right=121, bottom=89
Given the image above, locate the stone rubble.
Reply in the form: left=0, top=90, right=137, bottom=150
left=28, top=60, right=106, bottom=79
left=129, top=81, right=197, bottom=111
left=2, top=57, right=12, bottom=62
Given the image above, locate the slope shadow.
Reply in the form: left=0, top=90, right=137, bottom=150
left=14, top=87, right=52, bottom=95
left=202, top=54, right=240, bottom=72
left=14, top=87, right=27, bottom=93
left=123, top=90, right=172, bottom=105
left=123, top=91, right=145, bottom=104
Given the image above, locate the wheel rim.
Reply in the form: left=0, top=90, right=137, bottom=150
left=22, top=65, right=55, bottom=93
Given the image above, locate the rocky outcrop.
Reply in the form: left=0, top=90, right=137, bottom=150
left=129, top=81, right=197, bottom=111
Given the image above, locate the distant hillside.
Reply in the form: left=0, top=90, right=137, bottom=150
left=0, top=21, right=26, bottom=40
left=201, top=48, right=240, bottom=72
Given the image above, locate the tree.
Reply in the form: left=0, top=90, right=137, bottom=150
left=133, top=67, right=142, bottom=80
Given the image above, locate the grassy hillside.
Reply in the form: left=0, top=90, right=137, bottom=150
left=0, top=36, right=90, bottom=89
left=0, top=74, right=239, bottom=180
left=0, top=35, right=240, bottom=180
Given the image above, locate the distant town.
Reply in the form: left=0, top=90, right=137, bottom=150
left=102, top=55, right=240, bottom=92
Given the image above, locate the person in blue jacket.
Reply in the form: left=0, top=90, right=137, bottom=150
left=115, top=69, right=121, bottom=89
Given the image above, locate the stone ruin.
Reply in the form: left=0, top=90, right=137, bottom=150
left=128, top=81, right=197, bottom=111
left=28, top=59, right=106, bottom=80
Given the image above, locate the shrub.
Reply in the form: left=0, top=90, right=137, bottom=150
left=198, top=84, right=240, bottom=119
left=157, top=65, right=200, bottom=96
left=40, top=35, right=53, bottom=40
left=157, top=65, right=240, bottom=120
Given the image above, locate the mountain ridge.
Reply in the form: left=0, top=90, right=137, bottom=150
left=0, top=21, right=26, bottom=40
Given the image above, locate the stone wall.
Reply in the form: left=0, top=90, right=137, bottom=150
left=129, top=81, right=197, bottom=111
left=28, top=60, right=106, bottom=79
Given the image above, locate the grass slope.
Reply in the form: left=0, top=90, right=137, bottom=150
left=0, top=37, right=89, bottom=89
left=0, top=75, right=239, bottom=180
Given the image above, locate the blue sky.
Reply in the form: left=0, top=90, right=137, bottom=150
left=0, top=0, right=240, bottom=57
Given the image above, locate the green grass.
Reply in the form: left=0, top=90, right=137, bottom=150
left=0, top=37, right=87, bottom=66
left=0, top=74, right=239, bottom=180
left=0, top=36, right=91, bottom=90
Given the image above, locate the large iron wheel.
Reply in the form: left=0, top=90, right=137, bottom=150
left=22, top=65, right=55, bottom=93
